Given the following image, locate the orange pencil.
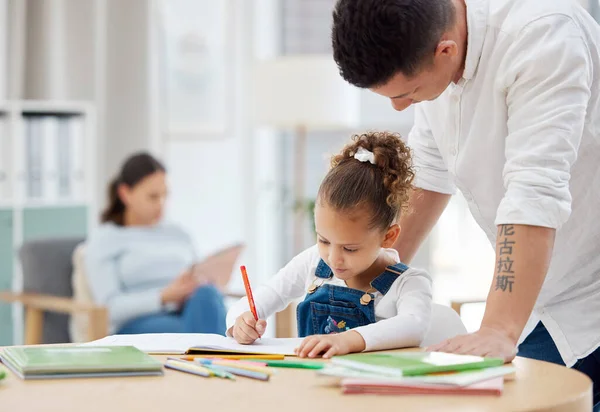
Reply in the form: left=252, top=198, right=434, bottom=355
left=240, top=265, right=258, bottom=321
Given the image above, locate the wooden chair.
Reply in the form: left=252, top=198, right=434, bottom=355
left=0, top=237, right=101, bottom=345
left=0, top=290, right=109, bottom=345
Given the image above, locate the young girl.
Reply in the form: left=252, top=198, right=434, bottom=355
left=227, top=131, right=433, bottom=358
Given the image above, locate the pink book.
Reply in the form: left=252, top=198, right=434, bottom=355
left=342, top=376, right=504, bottom=396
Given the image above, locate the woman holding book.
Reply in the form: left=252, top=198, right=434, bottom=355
left=85, top=152, right=226, bottom=335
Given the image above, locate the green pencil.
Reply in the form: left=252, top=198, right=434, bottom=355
left=254, top=360, right=325, bottom=370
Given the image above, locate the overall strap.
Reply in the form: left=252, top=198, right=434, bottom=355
left=371, top=262, right=409, bottom=295
left=314, top=259, right=333, bottom=279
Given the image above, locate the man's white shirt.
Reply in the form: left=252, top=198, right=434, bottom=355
left=409, top=0, right=600, bottom=366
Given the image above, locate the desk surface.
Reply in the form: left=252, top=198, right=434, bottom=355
left=0, top=350, right=593, bottom=412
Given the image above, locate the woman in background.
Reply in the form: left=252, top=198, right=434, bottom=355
left=85, top=152, right=226, bottom=335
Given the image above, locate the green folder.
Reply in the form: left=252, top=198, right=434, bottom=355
left=0, top=346, right=164, bottom=380
left=331, top=351, right=505, bottom=377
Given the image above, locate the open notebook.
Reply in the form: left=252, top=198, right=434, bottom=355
left=83, top=334, right=303, bottom=356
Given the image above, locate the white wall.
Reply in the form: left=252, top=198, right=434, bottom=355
left=165, top=139, right=245, bottom=255
left=18, top=0, right=96, bottom=101
left=164, top=0, right=258, bottom=292
left=163, top=2, right=292, bottom=335
left=103, top=0, right=153, bottom=181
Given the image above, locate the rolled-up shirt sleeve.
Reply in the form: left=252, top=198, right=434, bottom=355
left=495, top=16, right=591, bottom=229
left=408, top=105, right=457, bottom=195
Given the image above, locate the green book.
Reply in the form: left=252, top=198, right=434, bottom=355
left=331, top=352, right=504, bottom=377
left=319, top=364, right=516, bottom=387
left=0, top=365, right=6, bottom=381
left=0, top=346, right=164, bottom=380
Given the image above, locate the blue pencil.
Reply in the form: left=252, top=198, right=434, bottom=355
left=164, top=360, right=211, bottom=378
left=213, top=365, right=270, bottom=381
left=203, top=364, right=236, bottom=380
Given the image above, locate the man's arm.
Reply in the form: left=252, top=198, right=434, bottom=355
left=394, top=188, right=451, bottom=264
left=429, top=224, right=556, bottom=360
left=482, top=224, right=555, bottom=344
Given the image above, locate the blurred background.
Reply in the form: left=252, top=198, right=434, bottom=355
left=0, top=0, right=598, bottom=346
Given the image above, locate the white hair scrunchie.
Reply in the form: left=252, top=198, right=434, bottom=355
left=353, top=146, right=376, bottom=165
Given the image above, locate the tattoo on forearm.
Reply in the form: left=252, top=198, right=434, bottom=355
left=495, top=225, right=516, bottom=293
left=499, top=225, right=515, bottom=236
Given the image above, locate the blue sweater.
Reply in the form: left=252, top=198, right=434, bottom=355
left=84, top=222, right=197, bottom=333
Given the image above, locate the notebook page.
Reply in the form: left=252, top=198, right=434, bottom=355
left=196, top=337, right=303, bottom=355
left=82, top=334, right=304, bottom=355
left=82, top=333, right=226, bottom=354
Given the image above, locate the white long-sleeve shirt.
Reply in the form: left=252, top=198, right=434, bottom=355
left=226, top=246, right=433, bottom=352
left=409, top=0, right=600, bottom=366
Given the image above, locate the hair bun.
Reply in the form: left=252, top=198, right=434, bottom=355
left=319, top=130, right=415, bottom=229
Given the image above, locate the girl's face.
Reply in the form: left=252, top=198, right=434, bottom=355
left=314, top=202, right=400, bottom=281
left=118, top=171, right=168, bottom=226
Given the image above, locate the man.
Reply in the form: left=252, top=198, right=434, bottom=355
left=332, top=0, right=600, bottom=405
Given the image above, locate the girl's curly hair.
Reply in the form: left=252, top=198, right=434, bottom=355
left=317, top=131, right=415, bottom=229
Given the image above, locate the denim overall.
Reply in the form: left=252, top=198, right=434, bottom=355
left=296, top=259, right=408, bottom=337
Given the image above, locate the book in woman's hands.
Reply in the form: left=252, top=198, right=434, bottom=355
left=190, top=243, right=244, bottom=290
left=0, top=346, right=163, bottom=380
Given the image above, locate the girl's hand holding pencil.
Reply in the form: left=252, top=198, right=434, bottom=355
left=233, top=266, right=267, bottom=344
left=232, top=311, right=267, bottom=344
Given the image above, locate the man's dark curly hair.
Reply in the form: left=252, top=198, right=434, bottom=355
left=332, top=0, right=456, bottom=88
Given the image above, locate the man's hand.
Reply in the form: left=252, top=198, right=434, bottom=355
left=295, top=331, right=366, bottom=359
left=426, top=326, right=517, bottom=362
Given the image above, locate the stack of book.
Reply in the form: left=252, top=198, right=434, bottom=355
left=320, top=352, right=515, bottom=396
left=0, top=346, right=164, bottom=380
